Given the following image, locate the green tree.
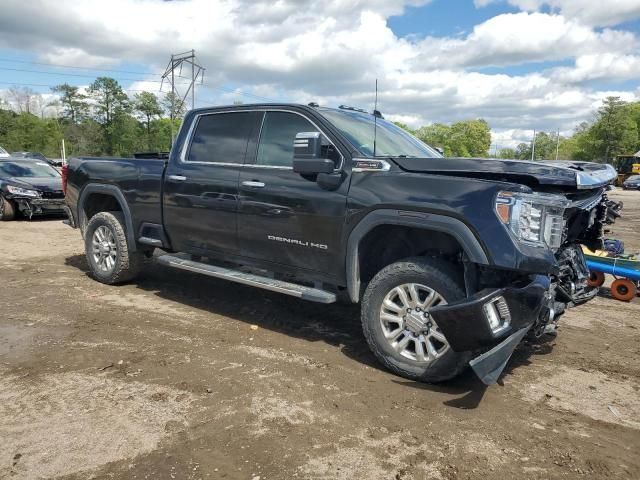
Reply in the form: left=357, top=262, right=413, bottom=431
left=87, top=77, right=131, bottom=155
left=111, top=114, right=144, bottom=156
left=393, top=121, right=413, bottom=133
left=498, top=148, right=517, bottom=159
left=568, top=122, right=595, bottom=161
left=51, top=83, right=89, bottom=122
left=62, top=119, right=106, bottom=156
left=134, top=91, right=163, bottom=149
left=448, top=119, right=491, bottom=157
left=0, top=112, right=63, bottom=157
left=148, top=117, right=181, bottom=151
left=161, top=92, right=187, bottom=120
left=590, top=96, right=638, bottom=163
left=415, top=119, right=491, bottom=157
left=514, top=131, right=560, bottom=160
left=415, top=123, right=451, bottom=154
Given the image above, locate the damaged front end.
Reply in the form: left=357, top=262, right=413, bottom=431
left=6, top=188, right=66, bottom=218
left=430, top=274, right=553, bottom=384
left=431, top=188, right=615, bottom=385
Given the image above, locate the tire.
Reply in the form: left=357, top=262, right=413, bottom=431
left=361, top=257, right=473, bottom=383
left=0, top=194, right=16, bottom=221
left=587, top=271, right=605, bottom=288
left=84, top=211, right=143, bottom=284
left=610, top=278, right=636, bottom=302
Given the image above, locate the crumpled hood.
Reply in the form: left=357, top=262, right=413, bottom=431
left=4, top=176, right=62, bottom=192
left=391, top=157, right=617, bottom=189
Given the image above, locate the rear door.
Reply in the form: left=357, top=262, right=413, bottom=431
left=237, top=110, right=348, bottom=278
left=163, top=110, right=261, bottom=255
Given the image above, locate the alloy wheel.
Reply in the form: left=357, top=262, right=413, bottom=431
left=379, top=283, right=449, bottom=364
left=91, top=225, right=118, bottom=273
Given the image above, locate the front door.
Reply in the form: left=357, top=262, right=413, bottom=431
left=163, top=110, right=260, bottom=256
left=237, top=110, right=348, bottom=279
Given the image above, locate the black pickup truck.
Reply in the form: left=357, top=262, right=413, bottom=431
left=63, top=103, right=617, bottom=384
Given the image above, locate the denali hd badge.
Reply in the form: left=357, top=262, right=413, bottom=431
left=267, top=235, right=328, bottom=250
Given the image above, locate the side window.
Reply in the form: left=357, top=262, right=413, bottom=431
left=256, top=112, right=319, bottom=167
left=187, top=112, right=255, bottom=164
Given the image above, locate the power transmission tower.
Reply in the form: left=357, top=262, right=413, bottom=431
left=161, top=49, right=205, bottom=143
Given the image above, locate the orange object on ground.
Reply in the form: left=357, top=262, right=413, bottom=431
left=610, top=278, right=637, bottom=302
left=587, top=271, right=605, bottom=288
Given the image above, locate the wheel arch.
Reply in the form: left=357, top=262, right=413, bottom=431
left=78, top=183, right=137, bottom=252
left=346, top=209, right=490, bottom=303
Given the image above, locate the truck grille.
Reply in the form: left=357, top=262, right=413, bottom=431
left=41, top=190, right=64, bottom=199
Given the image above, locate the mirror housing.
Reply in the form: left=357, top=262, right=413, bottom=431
left=294, top=131, right=323, bottom=159
left=293, top=157, right=335, bottom=175
left=293, top=131, right=335, bottom=174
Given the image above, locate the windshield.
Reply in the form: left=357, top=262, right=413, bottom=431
left=0, top=161, right=60, bottom=178
left=0, top=146, right=9, bottom=156
left=16, top=152, right=47, bottom=161
left=627, top=175, right=640, bottom=182
left=318, top=108, right=442, bottom=158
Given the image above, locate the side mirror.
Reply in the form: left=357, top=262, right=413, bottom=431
left=293, top=132, right=335, bottom=174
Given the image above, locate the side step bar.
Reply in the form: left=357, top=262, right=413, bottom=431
left=156, top=253, right=336, bottom=304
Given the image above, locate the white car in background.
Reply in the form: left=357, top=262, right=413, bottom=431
left=0, top=146, right=10, bottom=158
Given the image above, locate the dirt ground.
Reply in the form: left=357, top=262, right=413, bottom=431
left=1, top=190, right=639, bottom=480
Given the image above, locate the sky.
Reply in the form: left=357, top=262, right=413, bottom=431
left=0, top=0, right=639, bottom=149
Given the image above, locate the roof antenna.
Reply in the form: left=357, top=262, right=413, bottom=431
left=373, top=79, right=378, bottom=157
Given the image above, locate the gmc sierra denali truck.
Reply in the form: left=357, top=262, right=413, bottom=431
left=63, top=103, right=617, bottom=384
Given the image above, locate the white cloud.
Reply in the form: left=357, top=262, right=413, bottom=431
left=476, top=0, right=640, bottom=26
left=551, top=53, right=640, bottom=84
left=414, top=12, right=637, bottom=69
left=0, top=0, right=637, bottom=142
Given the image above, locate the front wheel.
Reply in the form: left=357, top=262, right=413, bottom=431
left=361, top=257, right=472, bottom=383
left=84, top=211, right=143, bottom=284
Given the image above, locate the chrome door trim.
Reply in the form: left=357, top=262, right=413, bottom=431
left=241, top=180, right=266, bottom=188
left=167, top=174, right=187, bottom=181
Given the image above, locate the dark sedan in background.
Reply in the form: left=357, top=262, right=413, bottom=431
left=0, top=159, right=65, bottom=221
left=623, top=175, right=640, bottom=190
left=11, top=151, right=63, bottom=167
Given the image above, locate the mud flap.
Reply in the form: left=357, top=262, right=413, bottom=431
left=469, top=327, right=529, bottom=385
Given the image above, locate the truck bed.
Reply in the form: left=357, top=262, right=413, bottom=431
left=66, top=156, right=165, bottom=233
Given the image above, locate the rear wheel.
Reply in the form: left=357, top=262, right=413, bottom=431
left=85, top=211, right=143, bottom=284
left=0, top=194, right=16, bottom=221
left=361, top=257, right=472, bottom=383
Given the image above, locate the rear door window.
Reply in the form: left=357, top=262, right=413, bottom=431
left=187, top=112, right=256, bottom=164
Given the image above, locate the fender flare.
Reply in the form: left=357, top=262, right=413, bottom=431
left=78, top=183, right=137, bottom=252
left=345, top=209, right=490, bottom=303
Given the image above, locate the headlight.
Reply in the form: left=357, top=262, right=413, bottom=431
left=495, top=191, right=569, bottom=250
left=7, top=186, right=41, bottom=198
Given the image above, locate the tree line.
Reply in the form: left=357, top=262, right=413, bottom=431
left=0, top=77, right=185, bottom=158
left=395, top=96, right=640, bottom=162
left=0, top=75, right=638, bottom=162
left=394, top=119, right=493, bottom=158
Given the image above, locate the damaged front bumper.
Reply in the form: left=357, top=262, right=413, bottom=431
left=430, top=275, right=551, bottom=385
left=10, top=196, right=66, bottom=218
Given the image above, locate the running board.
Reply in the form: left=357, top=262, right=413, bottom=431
left=156, top=254, right=336, bottom=304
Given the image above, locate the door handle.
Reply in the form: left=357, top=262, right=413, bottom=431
left=241, top=180, right=265, bottom=188
left=168, top=175, right=187, bottom=182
